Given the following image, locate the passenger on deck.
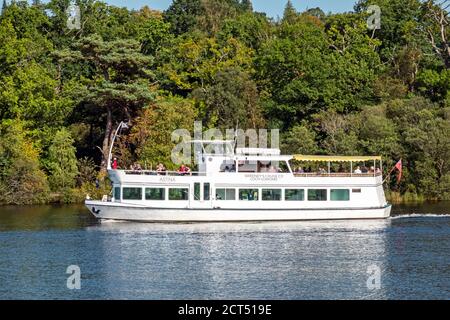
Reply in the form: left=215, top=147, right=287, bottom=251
left=354, top=166, right=362, bottom=174
left=178, top=164, right=191, bottom=175
left=295, top=167, right=304, bottom=174
left=156, top=163, right=166, bottom=175
left=361, top=166, right=368, bottom=173
left=376, top=168, right=382, bottom=175
left=112, top=158, right=118, bottom=170
left=268, top=166, right=277, bottom=173
left=318, top=167, right=327, bottom=174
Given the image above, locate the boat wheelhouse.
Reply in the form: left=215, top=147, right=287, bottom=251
left=86, top=138, right=391, bottom=222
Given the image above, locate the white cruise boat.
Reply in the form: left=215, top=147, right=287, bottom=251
left=85, top=139, right=392, bottom=222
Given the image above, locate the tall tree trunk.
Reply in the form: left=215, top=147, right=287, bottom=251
left=101, top=106, right=113, bottom=174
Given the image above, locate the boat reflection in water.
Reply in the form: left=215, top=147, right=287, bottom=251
left=87, top=218, right=394, bottom=300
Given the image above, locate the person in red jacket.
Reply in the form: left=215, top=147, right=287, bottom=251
left=112, top=158, right=118, bottom=170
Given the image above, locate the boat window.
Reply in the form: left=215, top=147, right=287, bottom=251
left=352, top=189, right=362, bottom=193
left=123, top=187, right=142, bottom=200
left=239, top=189, right=259, bottom=201
left=169, top=188, right=189, bottom=201
left=114, top=187, right=121, bottom=201
left=204, top=183, right=210, bottom=201
left=194, top=183, right=201, bottom=200
left=238, top=160, right=258, bottom=173
left=262, top=189, right=282, bottom=201
left=331, top=189, right=350, bottom=201
left=220, top=161, right=236, bottom=172
left=145, top=188, right=165, bottom=200
left=285, top=189, right=305, bottom=201
left=216, top=188, right=236, bottom=200
left=308, top=189, right=327, bottom=201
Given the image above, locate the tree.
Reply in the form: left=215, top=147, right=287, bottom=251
left=282, top=0, right=297, bottom=24
left=192, top=67, right=265, bottom=129
left=46, top=128, right=79, bottom=191
left=0, top=17, right=72, bottom=131
left=157, top=35, right=254, bottom=94
left=2, top=0, right=7, bottom=13
left=240, top=0, right=253, bottom=12
left=218, top=11, right=272, bottom=50
left=197, top=0, right=239, bottom=35
left=358, top=105, right=401, bottom=157
left=281, top=125, right=319, bottom=155
left=256, top=14, right=380, bottom=127
left=137, top=14, right=172, bottom=56
left=422, top=0, right=450, bottom=68
left=0, top=120, right=49, bottom=205
left=129, top=95, right=198, bottom=170
left=56, top=35, right=156, bottom=172
left=314, top=111, right=361, bottom=156
left=163, top=0, right=203, bottom=35
left=384, top=97, right=450, bottom=198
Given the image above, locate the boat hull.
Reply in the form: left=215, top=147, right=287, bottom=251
left=85, top=201, right=392, bottom=222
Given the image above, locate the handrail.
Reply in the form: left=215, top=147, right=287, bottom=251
left=119, top=170, right=382, bottom=178
left=293, top=155, right=382, bottom=162
left=293, top=173, right=382, bottom=178
left=123, top=170, right=205, bottom=176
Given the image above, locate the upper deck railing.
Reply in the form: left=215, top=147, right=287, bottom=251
left=293, top=172, right=382, bottom=178
left=120, top=170, right=382, bottom=178
left=123, top=170, right=206, bottom=176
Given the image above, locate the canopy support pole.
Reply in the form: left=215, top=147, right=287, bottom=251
left=374, top=159, right=376, bottom=177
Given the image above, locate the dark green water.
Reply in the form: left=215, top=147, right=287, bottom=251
left=0, top=203, right=448, bottom=299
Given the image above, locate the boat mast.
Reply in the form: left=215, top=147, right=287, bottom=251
left=107, top=121, right=128, bottom=170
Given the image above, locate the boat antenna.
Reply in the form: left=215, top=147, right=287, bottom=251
left=107, top=121, right=130, bottom=170
left=233, top=121, right=239, bottom=154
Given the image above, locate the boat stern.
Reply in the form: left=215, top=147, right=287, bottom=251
left=384, top=204, right=392, bottom=218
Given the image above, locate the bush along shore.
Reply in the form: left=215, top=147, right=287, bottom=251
left=0, top=0, right=449, bottom=205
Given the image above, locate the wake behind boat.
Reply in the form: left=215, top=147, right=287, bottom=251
left=86, top=137, right=391, bottom=222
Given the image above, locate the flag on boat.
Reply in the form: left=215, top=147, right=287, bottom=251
left=394, top=159, right=402, bottom=183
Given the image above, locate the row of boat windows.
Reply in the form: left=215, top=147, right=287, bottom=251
left=115, top=187, right=359, bottom=201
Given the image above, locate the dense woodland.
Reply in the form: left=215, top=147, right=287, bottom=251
left=0, top=0, right=449, bottom=204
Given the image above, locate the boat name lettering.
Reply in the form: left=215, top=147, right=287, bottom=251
left=245, top=174, right=283, bottom=181
left=160, top=177, right=176, bottom=182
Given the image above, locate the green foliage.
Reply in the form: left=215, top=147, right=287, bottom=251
left=256, top=13, right=381, bottom=126
left=157, top=34, right=253, bottom=93
left=0, top=120, right=49, bottom=205
left=281, top=125, right=319, bottom=155
left=163, top=0, right=203, bottom=35
left=192, top=67, right=264, bottom=129
left=129, top=95, right=198, bottom=171
left=138, top=14, right=172, bottom=56
left=0, top=0, right=449, bottom=203
left=56, top=34, right=156, bottom=170
left=46, top=128, right=79, bottom=191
